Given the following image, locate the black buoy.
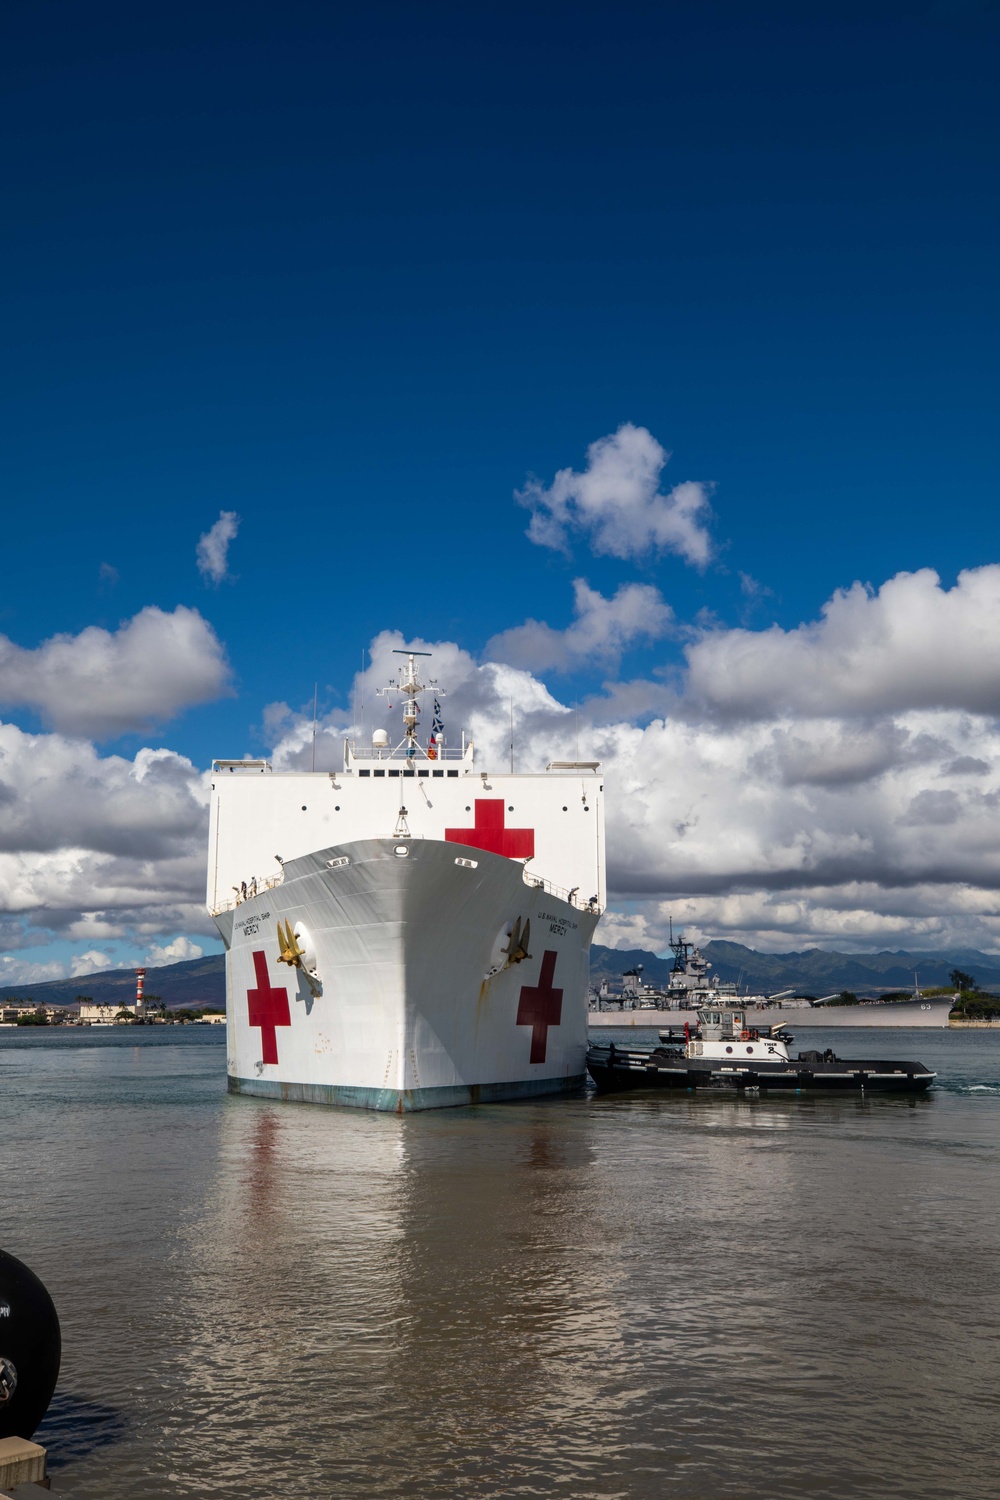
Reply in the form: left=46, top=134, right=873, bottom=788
left=0, top=1248, right=61, bottom=1440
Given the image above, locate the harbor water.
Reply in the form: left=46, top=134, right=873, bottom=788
left=2, top=1025, right=999, bottom=1498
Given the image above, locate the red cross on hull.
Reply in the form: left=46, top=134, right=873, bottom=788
left=445, top=799, right=535, bottom=860
left=516, top=950, right=563, bottom=1064
left=247, top=949, right=291, bottom=1065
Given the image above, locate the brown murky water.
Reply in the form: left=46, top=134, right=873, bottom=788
left=2, top=1027, right=998, bottom=1498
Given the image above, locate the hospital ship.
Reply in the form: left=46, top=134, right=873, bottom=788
left=207, top=651, right=605, bottom=1111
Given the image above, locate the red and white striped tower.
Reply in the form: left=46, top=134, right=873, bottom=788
left=135, top=967, right=146, bottom=1017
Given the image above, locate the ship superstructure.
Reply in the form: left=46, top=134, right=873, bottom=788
left=208, top=652, right=605, bottom=1111
left=594, top=925, right=743, bottom=1012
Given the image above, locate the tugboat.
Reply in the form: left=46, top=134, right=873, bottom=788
left=587, top=1002, right=936, bottom=1094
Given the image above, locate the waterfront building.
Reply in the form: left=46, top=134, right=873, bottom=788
left=78, top=1002, right=123, bottom=1024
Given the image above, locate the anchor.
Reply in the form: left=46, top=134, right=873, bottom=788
left=276, top=919, right=322, bottom=998
left=501, top=915, right=532, bottom=968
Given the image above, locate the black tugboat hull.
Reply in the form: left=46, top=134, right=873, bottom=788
left=586, top=1052, right=935, bottom=1095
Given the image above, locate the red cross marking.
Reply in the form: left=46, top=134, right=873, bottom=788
left=445, top=798, right=535, bottom=860
left=247, top=950, right=291, bottom=1066
left=516, top=950, right=563, bottom=1064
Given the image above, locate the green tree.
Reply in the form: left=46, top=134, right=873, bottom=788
left=950, top=968, right=976, bottom=992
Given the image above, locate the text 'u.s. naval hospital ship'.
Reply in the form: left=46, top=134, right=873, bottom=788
left=207, top=651, right=605, bottom=1112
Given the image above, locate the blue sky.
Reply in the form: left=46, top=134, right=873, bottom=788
left=2, top=1, right=999, bottom=981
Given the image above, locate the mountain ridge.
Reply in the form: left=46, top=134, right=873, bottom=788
left=0, top=954, right=226, bottom=1009
left=3, top=939, right=1000, bottom=1009
left=589, top=941, right=1000, bottom=994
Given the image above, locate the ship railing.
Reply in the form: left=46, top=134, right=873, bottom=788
left=209, top=871, right=284, bottom=916
left=349, top=744, right=468, bottom=763
left=521, top=867, right=602, bottom=912
left=590, top=997, right=675, bottom=1012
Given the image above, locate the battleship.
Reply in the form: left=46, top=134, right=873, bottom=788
left=589, top=927, right=954, bottom=1028
left=207, top=652, right=606, bottom=1111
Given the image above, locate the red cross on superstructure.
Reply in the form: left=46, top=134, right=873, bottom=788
left=445, top=798, right=535, bottom=860
left=516, top=950, right=563, bottom=1064
left=247, top=950, right=291, bottom=1066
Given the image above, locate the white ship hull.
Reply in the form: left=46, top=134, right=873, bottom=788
left=215, top=837, right=599, bottom=1111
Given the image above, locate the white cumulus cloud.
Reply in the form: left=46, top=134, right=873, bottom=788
left=486, top=578, right=674, bottom=673
left=0, top=722, right=214, bottom=962
left=0, top=955, right=71, bottom=988
left=517, top=423, right=713, bottom=565
left=369, top=625, right=1000, bottom=948
left=147, top=936, right=204, bottom=965
left=0, top=606, right=231, bottom=738
left=687, top=566, right=1000, bottom=720
left=10, top=555, right=1000, bottom=974
left=196, top=510, right=240, bottom=584
left=259, top=628, right=1000, bottom=950
left=70, top=950, right=115, bottom=976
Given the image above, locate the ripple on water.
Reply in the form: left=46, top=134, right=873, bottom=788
left=3, top=1027, right=999, bottom=1499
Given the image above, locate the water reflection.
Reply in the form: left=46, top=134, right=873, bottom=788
left=134, top=1082, right=1000, bottom=1499
left=149, top=1098, right=638, bottom=1497
left=36, top=1392, right=128, bottom=1467
left=8, top=1030, right=1000, bottom=1499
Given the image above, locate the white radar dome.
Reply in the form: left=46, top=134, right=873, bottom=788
left=371, top=729, right=390, bottom=749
